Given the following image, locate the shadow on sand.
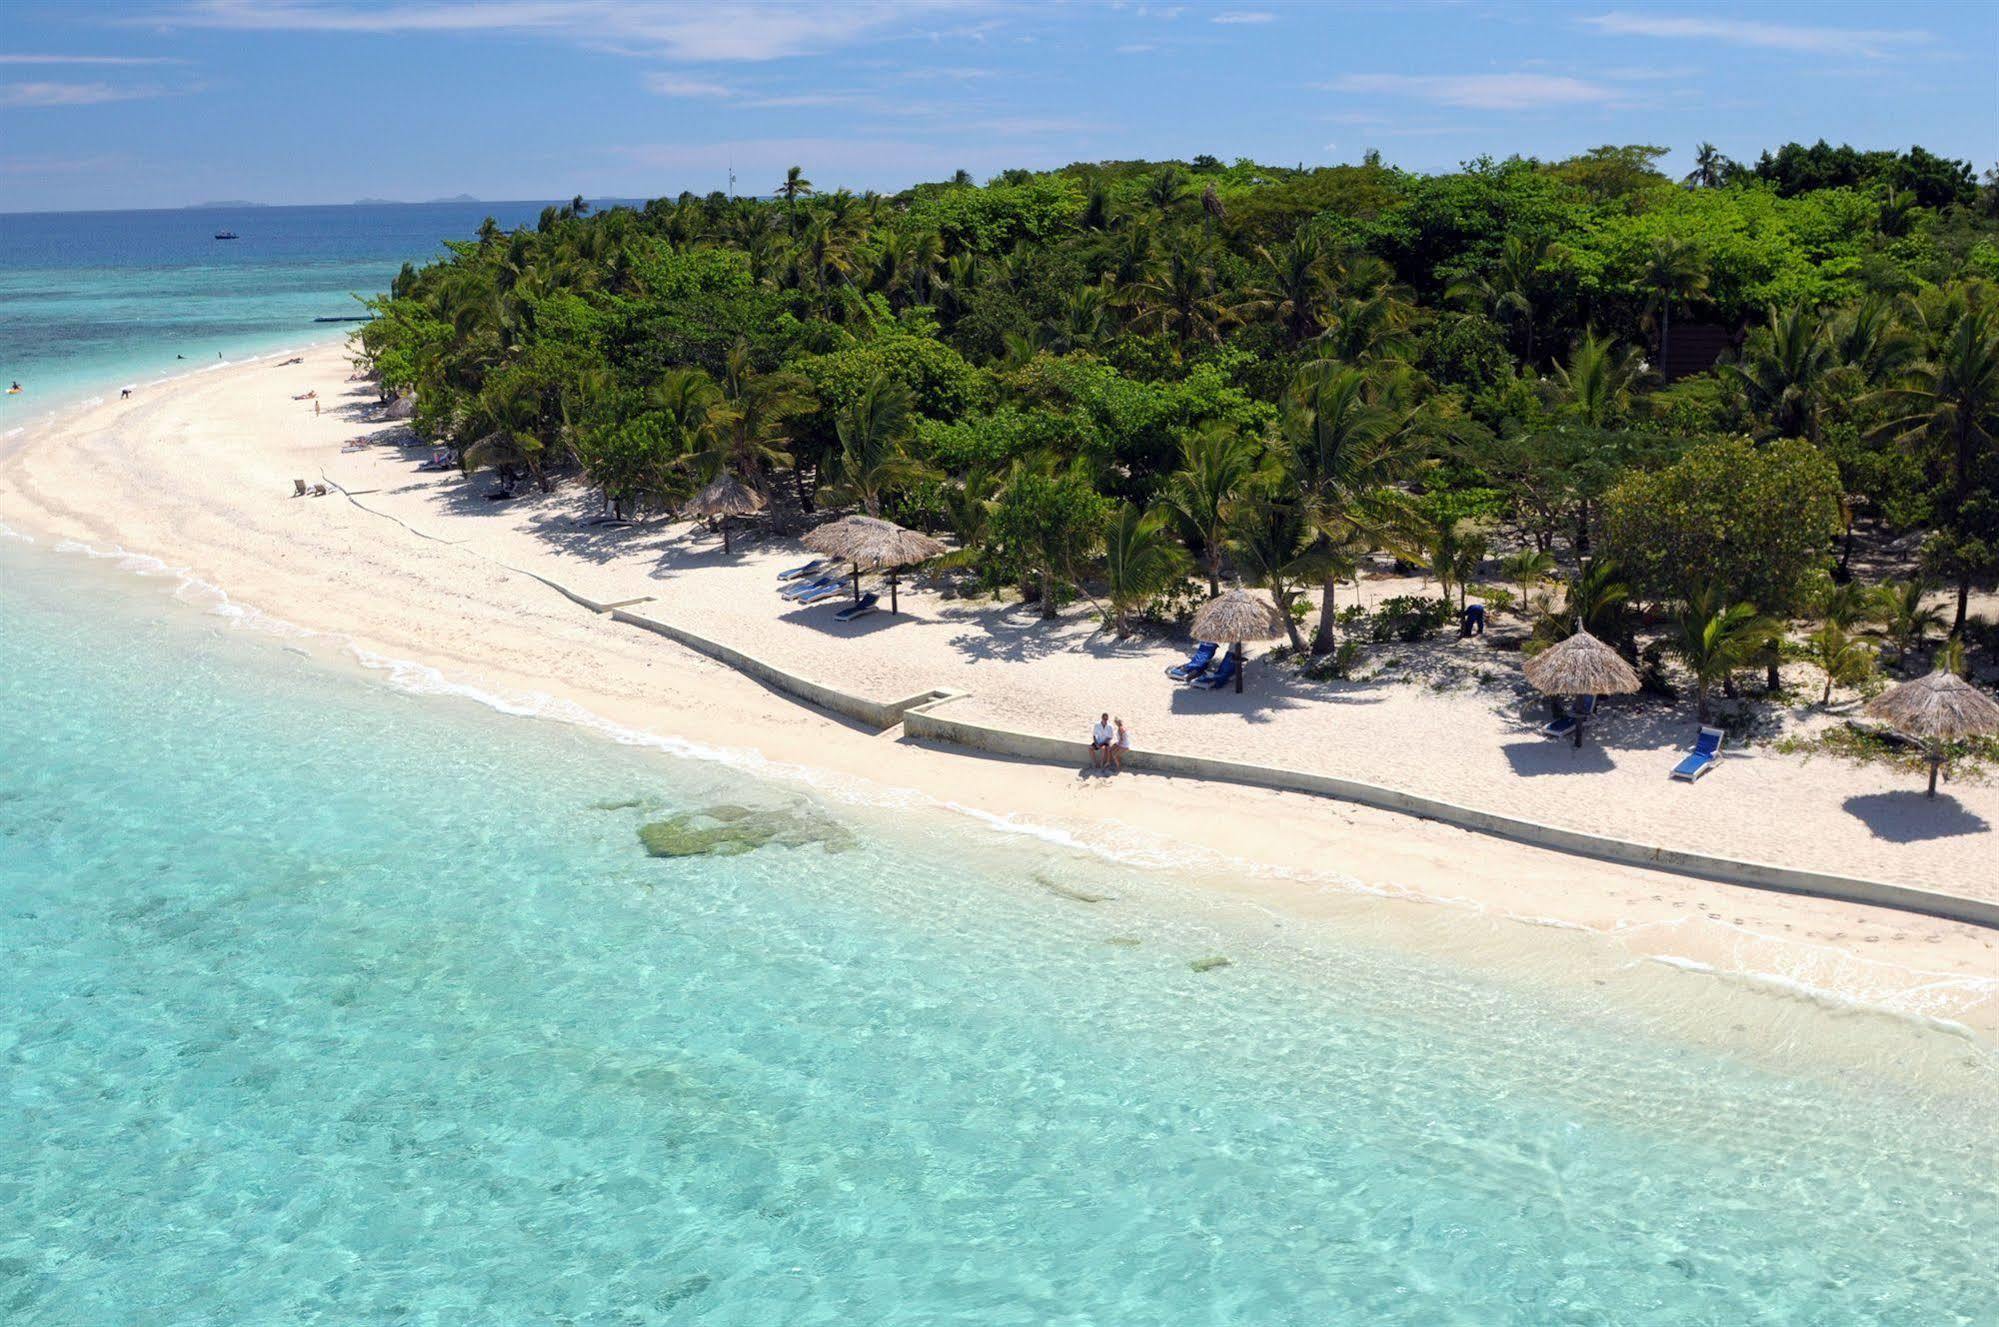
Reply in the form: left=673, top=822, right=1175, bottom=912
left=1841, top=790, right=1991, bottom=842
left=1501, top=738, right=1616, bottom=776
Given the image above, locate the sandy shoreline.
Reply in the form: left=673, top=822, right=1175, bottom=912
left=2, top=341, right=1995, bottom=1033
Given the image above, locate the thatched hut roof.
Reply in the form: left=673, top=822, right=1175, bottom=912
left=1191, top=589, right=1286, bottom=644
left=1522, top=629, right=1641, bottom=696
left=682, top=474, right=764, bottom=520
left=1863, top=670, right=1999, bottom=744
left=801, top=515, right=945, bottom=570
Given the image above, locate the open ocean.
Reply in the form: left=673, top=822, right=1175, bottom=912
left=0, top=201, right=559, bottom=422
left=1, top=204, right=1995, bottom=1324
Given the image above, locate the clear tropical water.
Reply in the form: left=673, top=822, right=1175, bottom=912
left=0, top=201, right=561, bottom=421
left=2, top=536, right=1996, bottom=1325
left=2, top=204, right=1996, bottom=1322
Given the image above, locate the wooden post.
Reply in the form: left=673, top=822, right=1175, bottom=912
left=1234, top=641, right=1244, bottom=694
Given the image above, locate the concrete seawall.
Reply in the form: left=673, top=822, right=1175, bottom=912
left=324, top=484, right=1999, bottom=933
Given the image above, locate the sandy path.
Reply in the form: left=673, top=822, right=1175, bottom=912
left=3, top=341, right=1994, bottom=1032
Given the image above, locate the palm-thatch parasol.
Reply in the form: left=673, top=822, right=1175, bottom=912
left=383, top=394, right=415, bottom=421
left=1522, top=628, right=1640, bottom=747
left=1862, top=668, right=1999, bottom=796
left=681, top=474, right=764, bottom=553
left=1190, top=589, right=1286, bottom=694
left=801, top=514, right=946, bottom=613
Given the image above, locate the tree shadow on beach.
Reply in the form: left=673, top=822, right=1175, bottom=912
left=1841, top=791, right=1991, bottom=842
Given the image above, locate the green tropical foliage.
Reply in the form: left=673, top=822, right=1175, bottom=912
left=355, top=142, right=1996, bottom=704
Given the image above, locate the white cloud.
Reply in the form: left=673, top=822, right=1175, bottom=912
left=0, top=80, right=167, bottom=107
left=1580, top=12, right=1930, bottom=59
left=0, top=54, right=184, bottom=66
left=1323, top=72, right=1616, bottom=111
left=1213, top=11, right=1274, bottom=23
left=160, top=0, right=982, bottom=62
left=645, top=74, right=735, bottom=98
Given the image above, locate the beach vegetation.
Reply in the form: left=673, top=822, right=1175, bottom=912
left=354, top=140, right=1998, bottom=714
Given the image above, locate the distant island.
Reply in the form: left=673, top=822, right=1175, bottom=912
left=350, top=194, right=484, bottom=206
left=189, top=200, right=267, bottom=209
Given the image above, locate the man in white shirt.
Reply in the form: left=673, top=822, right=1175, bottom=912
left=1090, top=712, right=1113, bottom=768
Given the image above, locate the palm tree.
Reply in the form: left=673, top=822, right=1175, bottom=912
left=1723, top=304, right=1836, bottom=440
left=1549, top=558, right=1630, bottom=643
left=1102, top=504, right=1186, bottom=637
left=459, top=376, right=549, bottom=492
left=1545, top=329, right=1649, bottom=429
left=1671, top=589, right=1778, bottom=722
left=1639, top=236, right=1707, bottom=368
left=1120, top=238, right=1232, bottom=343
left=1163, top=423, right=1262, bottom=597
left=1242, top=233, right=1333, bottom=345
left=1803, top=623, right=1875, bottom=705
left=1874, top=579, right=1947, bottom=663
left=1869, top=303, right=1999, bottom=632
left=1280, top=361, right=1426, bottom=653
left=827, top=376, right=926, bottom=517
left=1683, top=142, right=1726, bottom=189
left=1231, top=494, right=1319, bottom=651
left=1447, top=234, right=1557, bottom=365
left=1142, top=166, right=1189, bottom=217
left=694, top=371, right=807, bottom=492
left=1500, top=548, right=1557, bottom=614
left=1426, top=516, right=1489, bottom=612
left=777, top=165, right=814, bottom=224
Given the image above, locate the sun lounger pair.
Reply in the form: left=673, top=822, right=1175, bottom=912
left=777, top=558, right=832, bottom=582
left=833, top=593, right=879, bottom=622
left=1541, top=694, right=1598, bottom=739
left=793, top=581, right=848, bottom=606
left=780, top=575, right=839, bottom=601
left=1166, top=641, right=1219, bottom=680
left=1671, top=727, right=1725, bottom=781
left=1188, top=653, right=1240, bottom=690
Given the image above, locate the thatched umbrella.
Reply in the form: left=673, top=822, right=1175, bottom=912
left=1863, top=669, right=1999, bottom=796
left=1190, top=589, right=1286, bottom=694
left=383, top=394, right=415, bottom=421
left=681, top=475, right=764, bottom=553
left=1522, top=628, right=1640, bottom=747
left=801, top=515, right=946, bottom=613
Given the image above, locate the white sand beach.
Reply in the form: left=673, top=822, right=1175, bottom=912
left=3, top=341, right=1995, bottom=1030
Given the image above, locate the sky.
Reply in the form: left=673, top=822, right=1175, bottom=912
left=2, top=0, right=1994, bottom=212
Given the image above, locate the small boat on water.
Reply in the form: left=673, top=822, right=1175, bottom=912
left=214, top=230, right=239, bottom=240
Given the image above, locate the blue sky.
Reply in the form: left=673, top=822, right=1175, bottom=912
left=3, top=1, right=1994, bottom=212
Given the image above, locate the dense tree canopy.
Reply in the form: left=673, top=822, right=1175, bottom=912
left=360, top=140, right=1999, bottom=658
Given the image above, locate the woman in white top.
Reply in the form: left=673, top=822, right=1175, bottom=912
left=1110, top=719, right=1130, bottom=772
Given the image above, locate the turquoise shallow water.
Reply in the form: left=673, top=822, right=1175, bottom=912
left=2, top=535, right=1996, bottom=1324
left=0, top=202, right=555, bottom=421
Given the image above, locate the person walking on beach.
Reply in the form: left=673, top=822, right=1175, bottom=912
left=1110, top=718, right=1130, bottom=773
left=1090, top=712, right=1113, bottom=769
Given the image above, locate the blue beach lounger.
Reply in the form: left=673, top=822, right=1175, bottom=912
left=1671, top=727, right=1725, bottom=781
left=832, top=593, right=880, bottom=622
left=779, top=575, right=836, bottom=601
left=1167, top=641, right=1219, bottom=680
left=778, top=558, right=829, bottom=582
left=1541, top=693, right=1597, bottom=739
left=794, top=581, right=848, bottom=606
left=1191, top=652, right=1241, bottom=690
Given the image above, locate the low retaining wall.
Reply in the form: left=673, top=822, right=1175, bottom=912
left=325, top=489, right=1999, bottom=931
left=899, top=694, right=1999, bottom=930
